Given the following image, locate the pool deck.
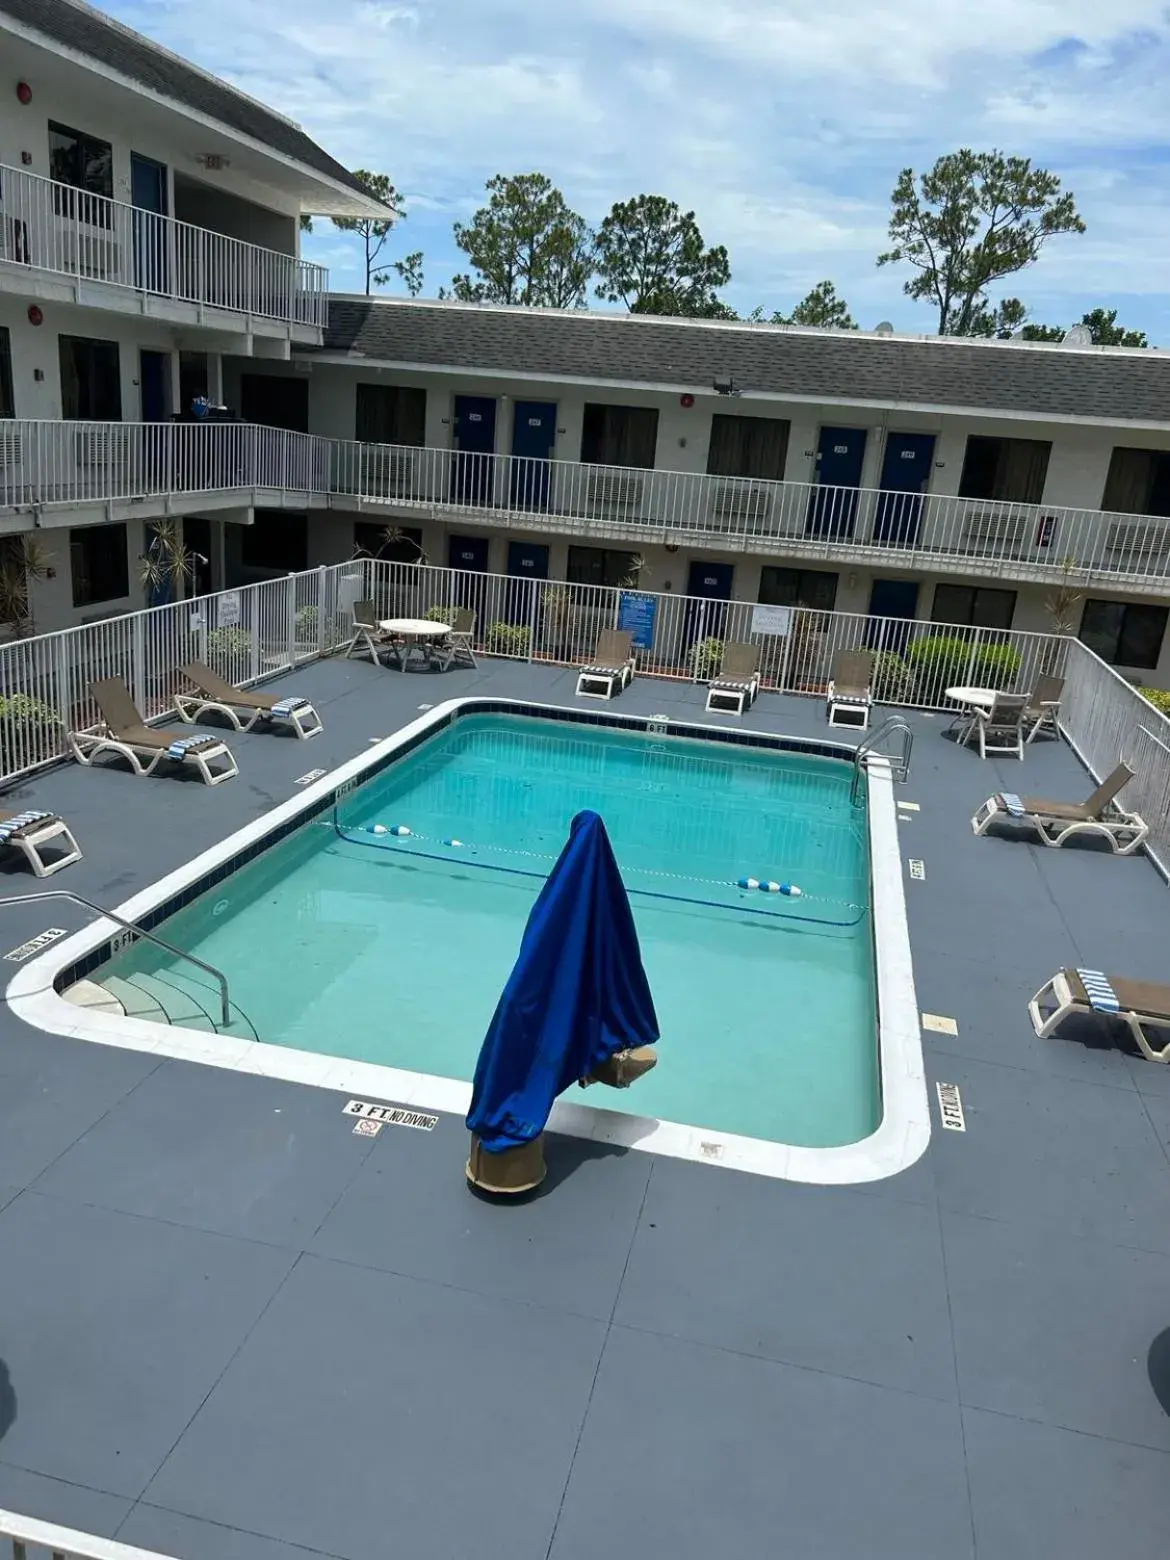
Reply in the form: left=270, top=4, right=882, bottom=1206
left=2, top=653, right=1170, bottom=1560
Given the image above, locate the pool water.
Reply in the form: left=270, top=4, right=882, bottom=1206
left=109, top=714, right=879, bottom=1148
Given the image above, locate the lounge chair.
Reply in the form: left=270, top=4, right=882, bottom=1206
left=174, top=661, right=322, bottom=739
left=962, top=691, right=1028, bottom=760
left=69, top=678, right=238, bottom=785
left=1030, top=967, right=1170, bottom=1064
left=1023, top=674, right=1064, bottom=744
left=576, top=630, right=635, bottom=700
left=344, top=599, right=399, bottom=664
left=971, top=761, right=1146, bottom=854
left=826, top=650, right=874, bottom=729
left=0, top=808, right=83, bottom=877
left=705, top=642, right=761, bottom=716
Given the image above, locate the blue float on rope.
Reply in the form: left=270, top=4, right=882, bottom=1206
left=443, top=837, right=464, bottom=848
left=736, top=876, right=761, bottom=891
left=389, top=824, right=412, bottom=837
left=780, top=882, right=803, bottom=897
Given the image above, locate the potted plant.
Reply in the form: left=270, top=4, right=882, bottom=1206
left=690, top=636, right=724, bottom=680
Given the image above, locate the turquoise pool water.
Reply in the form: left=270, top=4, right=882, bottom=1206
left=108, top=714, right=879, bottom=1147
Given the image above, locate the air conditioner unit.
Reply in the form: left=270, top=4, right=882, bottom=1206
left=586, top=469, right=643, bottom=511
left=360, top=445, right=415, bottom=497
left=74, top=426, right=132, bottom=480
left=1106, top=522, right=1170, bottom=567
left=54, top=217, right=122, bottom=282
left=0, top=427, right=23, bottom=469
left=712, top=481, right=771, bottom=524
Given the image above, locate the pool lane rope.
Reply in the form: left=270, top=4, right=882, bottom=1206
left=330, top=814, right=866, bottom=928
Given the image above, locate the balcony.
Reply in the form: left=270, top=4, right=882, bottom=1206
left=4, top=422, right=1170, bottom=590
left=0, top=163, right=327, bottom=332
left=329, top=440, right=1170, bottom=592
left=0, top=420, right=327, bottom=523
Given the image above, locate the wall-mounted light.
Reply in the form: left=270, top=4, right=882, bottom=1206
left=16, top=81, right=32, bottom=106
left=20, top=150, right=32, bottom=165
left=33, top=367, right=44, bottom=381
left=665, top=542, right=679, bottom=554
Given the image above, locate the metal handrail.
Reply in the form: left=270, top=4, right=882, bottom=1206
left=851, top=716, right=914, bottom=804
left=0, top=891, right=231, bottom=1026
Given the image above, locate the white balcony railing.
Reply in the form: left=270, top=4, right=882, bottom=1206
left=5, top=420, right=1170, bottom=587
left=0, top=420, right=328, bottom=506
left=0, top=162, right=327, bottom=328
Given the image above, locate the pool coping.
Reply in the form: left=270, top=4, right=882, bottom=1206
left=5, top=697, right=929, bottom=1186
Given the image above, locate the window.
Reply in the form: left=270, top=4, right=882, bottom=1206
left=931, top=584, right=1017, bottom=631
left=758, top=566, right=838, bottom=612
left=707, top=414, right=790, bottom=481
left=1079, top=599, right=1168, bottom=671
left=239, top=374, right=308, bottom=433
left=48, top=121, right=114, bottom=226
left=0, top=326, right=13, bottom=418
left=567, top=546, right=640, bottom=588
left=70, top=523, right=128, bottom=608
left=1101, top=447, right=1170, bottom=518
left=354, top=522, right=422, bottom=562
left=355, top=384, right=426, bottom=446
left=240, top=511, right=308, bottom=574
left=958, top=436, right=1051, bottom=505
left=580, top=404, right=658, bottom=468
left=58, top=336, right=121, bottom=421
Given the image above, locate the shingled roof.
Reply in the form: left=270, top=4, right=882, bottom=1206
left=0, top=0, right=373, bottom=201
left=321, top=297, right=1170, bottom=427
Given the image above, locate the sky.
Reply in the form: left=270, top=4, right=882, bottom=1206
left=106, top=0, right=1170, bottom=341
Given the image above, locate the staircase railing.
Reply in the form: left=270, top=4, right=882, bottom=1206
left=0, top=890, right=230, bottom=1025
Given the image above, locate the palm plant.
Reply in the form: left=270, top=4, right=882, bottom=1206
left=0, top=535, right=53, bottom=638
left=138, top=519, right=198, bottom=603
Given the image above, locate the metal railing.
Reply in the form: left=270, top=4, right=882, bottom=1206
left=331, top=438, right=1170, bottom=588
left=2, top=553, right=1168, bottom=876
left=5, top=416, right=1170, bottom=586
left=0, top=162, right=328, bottom=328
left=0, top=421, right=328, bottom=509
left=1, top=1506, right=174, bottom=1560
left=0, top=890, right=231, bottom=1023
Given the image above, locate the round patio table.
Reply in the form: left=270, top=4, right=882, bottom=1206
left=379, top=618, right=451, bottom=672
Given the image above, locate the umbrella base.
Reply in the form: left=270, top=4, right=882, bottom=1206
left=466, top=1133, right=547, bottom=1195
left=580, top=1045, right=658, bottom=1090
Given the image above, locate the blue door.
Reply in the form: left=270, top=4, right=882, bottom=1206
left=504, top=540, right=549, bottom=624
left=139, top=350, right=170, bottom=421
left=131, top=153, right=168, bottom=293
left=451, top=396, right=497, bottom=506
left=510, top=401, right=556, bottom=509
left=867, top=579, right=920, bottom=653
left=684, top=560, right=735, bottom=658
left=448, top=534, right=489, bottom=623
left=874, top=432, right=935, bottom=546
left=806, top=427, right=867, bottom=539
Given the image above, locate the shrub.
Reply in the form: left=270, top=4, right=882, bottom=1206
left=485, top=621, right=531, bottom=657
left=295, top=604, right=319, bottom=640
left=206, top=628, right=253, bottom=663
left=1142, top=687, right=1170, bottom=717
left=905, top=635, right=975, bottom=696
left=691, top=636, right=724, bottom=679
left=424, top=604, right=459, bottom=625
left=975, top=642, right=1022, bottom=689
left=870, top=651, right=912, bottom=705
left=0, top=692, right=61, bottom=732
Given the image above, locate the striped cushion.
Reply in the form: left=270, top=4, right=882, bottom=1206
left=0, top=809, right=52, bottom=842
left=167, top=735, right=215, bottom=759
left=713, top=680, right=753, bottom=692
left=582, top=666, right=622, bottom=678
left=271, top=697, right=309, bottom=716
left=1076, top=968, right=1121, bottom=1014
left=999, top=792, right=1026, bottom=817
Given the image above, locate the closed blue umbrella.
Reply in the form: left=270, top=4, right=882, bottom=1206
left=466, top=810, right=659, bottom=1186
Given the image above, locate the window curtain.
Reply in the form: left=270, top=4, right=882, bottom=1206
left=707, top=415, right=790, bottom=480
left=581, top=405, right=659, bottom=468
left=996, top=439, right=1050, bottom=505
left=1102, top=448, right=1157, bottom=516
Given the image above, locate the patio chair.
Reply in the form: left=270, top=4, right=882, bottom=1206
left=826, top=650, right=874, bottom=730
left=445, top=607, right=478, bottom=669
left=963, top=691, right=1028, bottom=760
left=174, top=661, right=323, bottom=740
left=344, top=599, right=399, bottom=664
left=576, top=630, right=636, bottom=700
left=971, top=761, right=1146, bottom=855
left=1029, top=967, right=1170, bottom=1064
left=1023, top=674, right=1064, bottom=744
left=0, top=808, right=83, bottom=877
left=69, top=678, right=238, bottom=785
left=705, top=642, right=761, bottom=716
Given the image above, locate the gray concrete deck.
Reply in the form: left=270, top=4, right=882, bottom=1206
left=2, top=653, right=1170, bottom=1560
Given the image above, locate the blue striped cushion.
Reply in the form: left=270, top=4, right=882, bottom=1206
left=271, top=697, right=309, bottom=716
left=167, top=735, right=212, bottom=760
left=999, top=792, right=1026, bottom=817
left=1076, top=968, right=1121, bottom=1014
left=0, top=809, right=51, bottom=841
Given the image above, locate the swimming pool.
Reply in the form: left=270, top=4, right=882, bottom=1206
left=10, top=699, right=927, bottom=1182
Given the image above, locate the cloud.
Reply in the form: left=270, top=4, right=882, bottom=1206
left=108, top=0, right=1170, bottom=338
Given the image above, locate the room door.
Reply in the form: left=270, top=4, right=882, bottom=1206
left=683, top=560, right=735, bottom=662
left=509, top=400, right=556, bottom=509
left=451, top=395, right=497, bottom=506
left=867, top=578, right=920, bottom=653
left=874, top=432, right=936, bottom=546
left=131, top=153, right=168, bottom=294
left=806, top=426, right=867, bottom=539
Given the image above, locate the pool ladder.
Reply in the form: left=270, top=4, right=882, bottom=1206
left=850, top=716, right=913, bottom=805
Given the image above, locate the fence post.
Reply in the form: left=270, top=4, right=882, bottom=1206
left=317, top=565, right=328, bottom=655
left=527, top=577, right=538, bottom=662
left=286, top=573, right=297, bottom=671
left=131, top=610, right=147, bottom=711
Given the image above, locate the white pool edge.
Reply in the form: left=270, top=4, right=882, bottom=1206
left=6, top=698, right=929, bottom=1186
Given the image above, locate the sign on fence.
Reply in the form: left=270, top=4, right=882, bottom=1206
left=618, top=591, right=658, bottom=649
left=217, top=592, right=241, bottom=628
left=750, top=604, right=792, bottom=637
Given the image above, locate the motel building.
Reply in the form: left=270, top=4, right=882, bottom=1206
left=3, top=0, right=1170, bottom=697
